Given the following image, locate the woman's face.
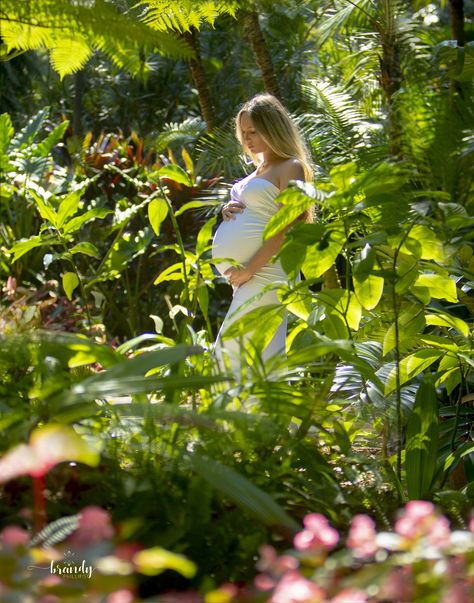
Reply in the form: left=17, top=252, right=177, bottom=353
left=239, top=112, right=267, bottom=155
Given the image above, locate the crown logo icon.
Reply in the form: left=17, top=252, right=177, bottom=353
left=63, top=550, right=76, bottom=565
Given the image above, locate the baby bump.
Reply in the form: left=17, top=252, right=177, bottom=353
left=212, top=213, right=266, bottom=276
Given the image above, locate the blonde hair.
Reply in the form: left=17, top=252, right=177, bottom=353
left=235, top=94, right=314, bottom=222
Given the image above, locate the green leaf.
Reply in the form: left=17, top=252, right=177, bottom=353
left=196, top=215, right=217, bottom=256
left=134, top=547, right=196, bottom=578
left=62, top=208, right=112, bottom=235
left=383, top=305, right=426, bottom=356
left=406, top=377, right=439, bottom=499
left=69, top=242, right=100, bottom=259
left=11, top=107, right=48, bottom=149
left=36, top=120, right=70, bottom=156
left=148, top=198, right=169, bottom=236
left=190, top=454, right=299, bottom=531
left=152, top=164, right=192, bottom=187
left=354, top=273, right=384, bottom=310
left=154, top=262, right=184, bottom=286
left=9, top=235, right=54, bottom=263
left=174, top=199, right=218, bottom=217
left=425, top=311, right=469, bottom=337
left=28, top=188, right=58, bottom=226
left=62, top=272, right=79, bottom=300
left=263, top=189, right=314, bottom=239
left=57, top=189, right=82, bottom=229
left=415, top=273, right=458, bottom=303
left=385, top=348, right=444, bottom=395
left=301, top=227, right=346, bottom=279
left=0, top=113, right=14, bottom=153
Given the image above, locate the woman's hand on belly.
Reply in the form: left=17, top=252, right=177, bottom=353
left=222, top=200, right=246, bottom=221
left=224, top=265, right=253, bottom=288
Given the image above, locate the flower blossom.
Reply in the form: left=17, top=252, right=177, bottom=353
left=395, top=501, right=450, bottom=548
left=293, top=514, right=339, bottom=552
left=270, top=570, right=325, bottom=603
left=346, top=515, right=378, bottom=557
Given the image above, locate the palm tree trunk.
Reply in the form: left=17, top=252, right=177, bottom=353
left=73, top=69, right=85, bottom=137
left=241, top=11, right=282, bottom=100
left=183, top=29, right=216, bottom=131
left=449, top=0, right=465, bottom=46
left=379, top=4, right=403, bottom=158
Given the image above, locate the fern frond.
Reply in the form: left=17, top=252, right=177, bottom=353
left=154, top=117, right=205, bottom=153
left=30, top=514, right=80, bottom=548
left=0, top=0, right=191, bottom=78
left=301, top=79, right=367, bottom=161
left=135, top=0, right=238, bottom=33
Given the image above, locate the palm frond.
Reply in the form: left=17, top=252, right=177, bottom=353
left=0, top=0, right=191, bottom=78
left=154, top=117, right=205, bottom=153
left=135, top=0, right=238, bottom=33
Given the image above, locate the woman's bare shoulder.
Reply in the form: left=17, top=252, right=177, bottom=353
left=278, top=158, right=305, bottom=187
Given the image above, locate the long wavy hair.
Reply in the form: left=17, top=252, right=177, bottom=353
left=235, top=93, right=314, bottom=221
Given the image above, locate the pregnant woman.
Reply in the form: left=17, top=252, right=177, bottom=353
left=212, top=93, right=313, bottom=381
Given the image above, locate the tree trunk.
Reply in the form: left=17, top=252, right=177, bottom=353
left=241, top=11, right=282, bottom=100
left=73, top=69, right=85, bottom=137
left=379, top=13, right=403, bottom=158
left=183, top=29, right=216, bottom=132
left=449, top=0, right=465, bottom=46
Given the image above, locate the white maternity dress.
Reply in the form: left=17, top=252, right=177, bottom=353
left=212, top=174, right=288, bottom=380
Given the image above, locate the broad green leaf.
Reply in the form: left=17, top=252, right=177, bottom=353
left=190, top=454, right=299, bottom=530
left=385, top=348, right=444, bottom=395
left=196, top=215, right=217, bottom=256
left=263, top=190, right=314, bottom=239
left=62, top=272, right=79, bottom=300
left=69, top=242, right=100, bottom=259
left=415, top=273, right=458, bottom=303
left=134, top=547, right=196, bottom=578
left=152, top=164, right=192, bottom=187
left=425, top=312, right=469, bottom=337
left=340, top=291, right=362, bottom=331
left=395, top=256, right=419, bottom=294
left=0, top=113, right=14, bottom=153
left=301, top=227, right=345, bottom=279
left=174, top=199, right=219, bottom=217
left=408, top=225, right=445, bottom=261
left=28, top=188, right=58, bottom=226
left=383, top=305, right=426, bottom=356
left=62, top=208, right=112, bottom=235
left=353, top=273, right=384, bottom=310
left=57, top=189, right=82, bottom=229
left=154, top=263, right=183, bottom=285
left=36, top=120, right=69, bottom=156
left=406, top=377, right=439, bottom=499
left=444, top=441, right=474, bottom=472
left=9, top=235, right=54, bottom=263
left=148, top=198, right=169, bottom=236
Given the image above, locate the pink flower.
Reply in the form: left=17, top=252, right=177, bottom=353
left=68, top=506, right=114, bottom=547
left=107, top=590, right=135, bottom=603
left=0, top=525, right=30, bottom=548
left=395, top=501, right=451, bottom=548
left=294, top=514, right=339, bottom=552
left=346, top=515, right=378, bottom=557
left=257, top=545, right=299, bottom=576
left=270, top=570, right=325, bottom=603
left=330, top=587, right=368, bottom=602
left=469, top=517, right=474, bottom=533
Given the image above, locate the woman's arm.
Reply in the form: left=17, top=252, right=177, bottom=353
left=225, top=160, right=305, bottom=288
